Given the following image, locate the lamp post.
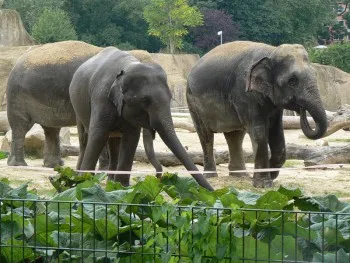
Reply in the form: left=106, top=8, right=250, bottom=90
left=217, top=31, right=222, bottom=45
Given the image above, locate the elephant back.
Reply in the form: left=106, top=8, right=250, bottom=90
left=202, top=41, right=274, bottom=61
left=17, top=40, right=103, bottom=69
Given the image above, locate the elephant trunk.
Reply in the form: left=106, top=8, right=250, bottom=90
left=151, top=114, right=214, bottom=191
left=298, top=89, right=328, bottom=140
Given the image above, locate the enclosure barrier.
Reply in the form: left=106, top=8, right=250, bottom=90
left=0, top=198, right=349, bottom=263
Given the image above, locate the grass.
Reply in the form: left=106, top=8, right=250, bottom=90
left=283, top=159, right=304, bottom=168
left=327, top=138, right=350, bottom=143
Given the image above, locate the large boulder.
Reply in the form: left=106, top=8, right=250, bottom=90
left=0, top=45, right=33, bottom=109
left=312, top=63, right=350, bottom=111
left=1, top=124, right=71, bottom=157
left=151, top=53, right=200, bottom=108
left=0, top=9, right=34, bottom=47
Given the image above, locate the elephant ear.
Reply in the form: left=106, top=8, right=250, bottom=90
left=108, top=70, right=125, bottom=116
left=246, top=57, right=274, bottom=103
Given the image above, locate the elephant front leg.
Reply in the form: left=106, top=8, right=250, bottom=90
left=80, top=127, right=110, bottom=172
left=111, top=127, right=141, bottom=186
left=249, top=124, right=272, bottom=188
left=268, top=112, right=286, bottom=180
left=224, top=130, right=248, bottom=177
left=190, top=110, right=217, bottom=177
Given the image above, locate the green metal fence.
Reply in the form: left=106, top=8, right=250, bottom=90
left=0, top=198, right=349, bottom=262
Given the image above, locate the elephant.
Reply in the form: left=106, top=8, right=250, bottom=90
left=6, top=40, right=162, bottom=174
left=186, top=41, right=328, bottom=188
left=69, top=47, right=213, bottom=190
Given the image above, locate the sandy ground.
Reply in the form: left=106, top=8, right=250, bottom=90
left=0, top=128, right=350, bottom=200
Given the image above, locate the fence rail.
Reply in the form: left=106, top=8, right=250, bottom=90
left=0, top=198, right=349, bottom=262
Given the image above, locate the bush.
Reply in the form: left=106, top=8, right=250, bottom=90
left=309, top=43, right=350, bottom=73
left=31, top=8, right=77, bottom=43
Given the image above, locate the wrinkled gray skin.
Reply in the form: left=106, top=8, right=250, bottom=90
left=187, top=41, right=328, bottom=188
left=6, top=42, right=162, bottom=174
left=69, top=47, right=213, bottom=190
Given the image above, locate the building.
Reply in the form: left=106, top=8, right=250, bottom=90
left=333, top=2, right=349, bottom=42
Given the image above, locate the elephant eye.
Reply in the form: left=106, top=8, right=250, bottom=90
left=288, top=77, right=298, bottom=86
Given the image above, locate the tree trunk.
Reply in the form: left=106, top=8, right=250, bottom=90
left=61, top=143, right=350, bottom=168
left=172, top=105, right=350, bottom=135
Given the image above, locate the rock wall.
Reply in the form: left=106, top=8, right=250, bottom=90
left=151, top=53, right=200, bottom=109
left=0, top=45, right=32, bottom=109
left=0, top=9, right=34, bottom=47
left=0, top=44, right=350, bottom=112
left=312, top=63, right=350, bottom=111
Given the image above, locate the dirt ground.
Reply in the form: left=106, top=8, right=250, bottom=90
left=0, top=128, right=350, bottom=200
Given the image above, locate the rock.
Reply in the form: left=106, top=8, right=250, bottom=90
left=312, top=63, right=350, bottom=111
left=0, top=9, right=34, bottom=47
left=151, top=53, right=200, bottom=108
left=315, top=139, right=329, bottom=146
left=1, top=124, right=71, bottom=157
left=0, top=111, right=9, bottom=132
left=0, top=45, right=33, bottom=110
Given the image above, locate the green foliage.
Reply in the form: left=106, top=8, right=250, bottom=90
left=309, top=43, right=350, bottom=73
left=221, top=0, right=335, bottom=46
left=0, top=170, right=349, bottom=262
left=144, top=0, right=203, bottom=53
left=31, top=8, right=77, bottom=43
left=0, top=151, right=8, bottom=160
left=344, top=12, right=350, bottom=26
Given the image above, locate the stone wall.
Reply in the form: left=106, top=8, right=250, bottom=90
left=312, top=63, right=350, bottom=111
left=0, top=44, right=349, bottom=111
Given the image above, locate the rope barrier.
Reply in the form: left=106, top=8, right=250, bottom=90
left=0, top=163, right=348, bottom=174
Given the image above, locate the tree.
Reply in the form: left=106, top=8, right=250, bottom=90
left=191, top=9, right=239, bottom=52
left=215, top=0, right=335, bottom=46
left=144, top=0, right=203, bottom=54
left=31, top=9, right=77, bottom=43
left=62, top=0, right=162, bottom=51
left=309, top=43, right=350, bottom=73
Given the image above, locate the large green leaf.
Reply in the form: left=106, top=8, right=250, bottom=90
left=0, top=239, right=34, bottom=262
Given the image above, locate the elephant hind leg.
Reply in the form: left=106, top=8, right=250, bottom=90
left=224, top=130, right=249, bottom=178
left=42, top=126, right=63, bottom=168
left=76, top=121, right=88, bottom=170
left=107, top=137, right=120, bottom=171
left=189, top=109, right=217, bottom=178
left=7, top=114, right=33, bottom=166
left=98, top=146, right=109, bottom=170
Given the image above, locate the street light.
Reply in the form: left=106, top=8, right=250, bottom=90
left=217, top=31, right=222, bottom=45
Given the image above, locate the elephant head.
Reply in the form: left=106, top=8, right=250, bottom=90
left=246, top=44, right=327, bottom=139
left=108, top=62, right=213, bottom=190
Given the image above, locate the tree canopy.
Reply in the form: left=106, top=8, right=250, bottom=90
left=3, top=0, right=346, bottom=54
left=144, top=0, right=203, bottom=54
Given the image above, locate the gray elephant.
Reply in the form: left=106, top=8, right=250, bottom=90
left=187, top=41, right=328, bottom=188
left=69, top=47, right=213, bottom=190
left=6, top=40, right=162, bottom=174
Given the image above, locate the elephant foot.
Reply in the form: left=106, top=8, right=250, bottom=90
left=98, top=161, right=109, bottom=170
left=108, top=174, right=130, bottom=187
left=229, top=171, right=249, bottom=178
left=7, top=156, right=28, bottom=166
left=270, top=171, right=279, bottom=180
left=43, top=157, right=64, bottom=168
left=204, top=172, right=218, bottom=178
left=253, top=179, right=273, bottom=188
